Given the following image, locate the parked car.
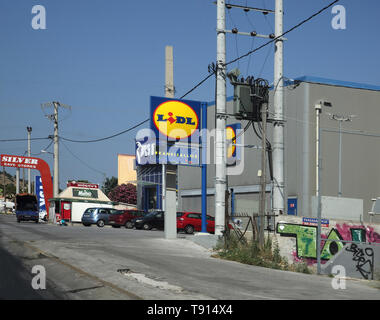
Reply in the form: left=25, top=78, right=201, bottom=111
left=177, top=211, right=215, bottom=234
left=81, top=207, right=122, bottom=227
left=133, top=211, right=165, bottom=230
left=108, top=209, right=147, bottom=229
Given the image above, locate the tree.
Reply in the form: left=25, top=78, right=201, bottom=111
left=102, top=176, right=118, bottom=196
left=108, top=183, right=137, bottom=204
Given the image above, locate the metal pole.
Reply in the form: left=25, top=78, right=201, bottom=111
left=201, top=103, right=208, bottom=233
left=16, top=168, right=20, bottom=194
left=2, top=166, right=5, bottom=202
left=27, top=126, right=32, bottom=193
left=272, top=0, right=285, bottom=215
left=215, top=0, right=227, bottom=237
left=53, top=102, right=59, bottom=198
left=328, top=114, right=355, bottom=197
left=338, top=121, right=342, bottom=197
left=315, top=103, right=322, bottom=275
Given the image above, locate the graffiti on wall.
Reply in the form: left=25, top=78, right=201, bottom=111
left=345, top=244, right=374, bottom=280
left=276, top=222, right=380, bottom=262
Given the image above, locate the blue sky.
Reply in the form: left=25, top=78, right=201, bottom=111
left=0, top=0, right=379, bottom=189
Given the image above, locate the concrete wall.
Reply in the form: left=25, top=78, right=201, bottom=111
left=311, top=196, right=363, bottom=222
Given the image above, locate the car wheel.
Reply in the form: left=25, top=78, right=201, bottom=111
left=97, top=220, right=105, bottom=228
left=185, top=225, right=194, bottom=234
left=125, top=221, right=133, bottom=229
left=142, top=223, right=151, bottom=230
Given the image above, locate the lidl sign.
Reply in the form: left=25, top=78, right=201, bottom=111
left=150, top=96, right=201, bottom=141
left=226, top=123, right=241, bottom=166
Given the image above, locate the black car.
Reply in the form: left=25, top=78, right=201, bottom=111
left=133, top=211, right=164, bottom=230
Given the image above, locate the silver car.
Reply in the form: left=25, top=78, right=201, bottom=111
left=81, top=207, right=122, bottom=227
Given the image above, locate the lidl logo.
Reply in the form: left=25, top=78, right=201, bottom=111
left=226, top=126, right=237, bottom=159
left=151, top=98, right=200, bottom=140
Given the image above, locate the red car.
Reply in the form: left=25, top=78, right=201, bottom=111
left=177, top=212, right=215, bottom=234
left=108, top=209, right=147, bottom=229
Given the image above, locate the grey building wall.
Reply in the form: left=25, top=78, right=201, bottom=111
left=178, top=78, right=380, bottom=223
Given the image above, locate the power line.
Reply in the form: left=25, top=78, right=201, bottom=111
left=0, top=137, right=50, bottom=143
left=59, top=118, right=149, bottom=143
left=61, top=140, right=106, bottom=178
left=225, top=0, right=340, bottom=67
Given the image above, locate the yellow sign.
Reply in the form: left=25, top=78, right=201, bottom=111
left=153, top=100, right=199, bottom=140
left=226, top=126, right=236, bottom=158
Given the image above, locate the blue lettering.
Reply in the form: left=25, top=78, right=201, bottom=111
left=156, top=114, right=167, bottom=122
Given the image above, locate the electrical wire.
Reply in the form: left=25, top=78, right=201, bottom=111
left=0, top=137, right=50, bottom=143
left=225, top=0, right=340, bottom=67
left=59, top=118, right=149, bottom=143
left=61, top=140, right=106, bottom=178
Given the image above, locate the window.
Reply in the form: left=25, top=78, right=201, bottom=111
left=188, top=213, right=201, bottom=219
left=99, top=209, right=108, bottom=214
left=110, top=209, right=123, bottom=215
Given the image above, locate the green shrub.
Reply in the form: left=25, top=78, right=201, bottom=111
left=214, top=233, right=311, bottom=274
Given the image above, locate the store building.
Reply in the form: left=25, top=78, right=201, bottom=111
left=135, top=76, right=380, bottom=223
left=48, top=181, right=118, bottom=223
left=177, top=76, right=380, bottom=223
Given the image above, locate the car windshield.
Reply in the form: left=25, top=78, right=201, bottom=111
left=176, top=212, right=185, bottom=218
left=110, top=209, right=124, bottom=215
left=144, top=212, right=159, bottom=218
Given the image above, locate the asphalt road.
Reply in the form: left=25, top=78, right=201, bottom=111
left=0, top=214, right=379, bottom=300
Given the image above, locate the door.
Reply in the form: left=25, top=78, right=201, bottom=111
left=155, top=212, right=164, bottom=230
left=61, top=202, right=71, bottom=221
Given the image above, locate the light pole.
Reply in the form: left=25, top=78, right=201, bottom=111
left=315, top=100, right=332, bottom=275
left=328, top=114, right=356, bottom=197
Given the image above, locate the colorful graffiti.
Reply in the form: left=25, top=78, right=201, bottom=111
left=276, top=222, right=380, bottom=262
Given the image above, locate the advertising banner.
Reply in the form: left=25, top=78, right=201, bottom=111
left=35, top=175, right=47, bottom=219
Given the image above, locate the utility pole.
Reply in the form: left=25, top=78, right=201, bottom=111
left=259, top=102, right=268, bottom=247
left=273, top=0, right=285, bottom=215
left=163, top=45, right=175, bottom=212
left=328, top=114, right=356, bottom=197
left=41, top=101, right=71, bottom=199
left=53, top=102, right=60, bottom=198
left=215, top=0, right=227, bottom=237
left=163, top=45, right=177, bottom=240
left=27, top=126, right=32, bottom=193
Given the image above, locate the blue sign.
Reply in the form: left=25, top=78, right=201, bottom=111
left=135, top=139, right=200, bottom=166
left=302, top=217, right=330, bottom=227
left=35, top=176, right=46, bottom=216
left=287, top=198, right=297, bottom=215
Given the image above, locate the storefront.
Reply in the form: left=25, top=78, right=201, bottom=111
left=48, top=181, right=118, bottom=223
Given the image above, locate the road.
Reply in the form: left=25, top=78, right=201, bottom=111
left=0, top=214, right=379, bottom=300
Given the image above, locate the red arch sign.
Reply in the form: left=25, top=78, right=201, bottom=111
left=1, top=154, right=53, bottom=219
